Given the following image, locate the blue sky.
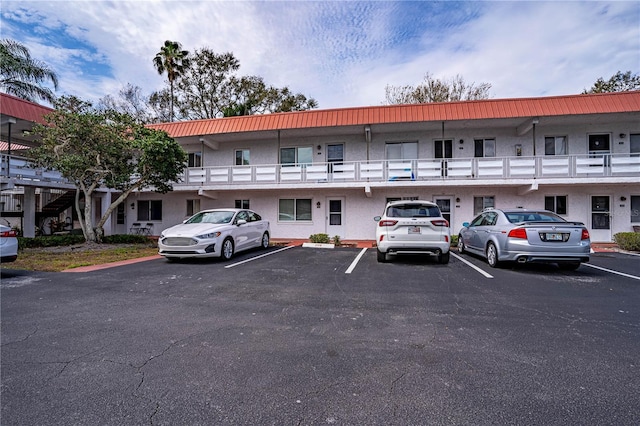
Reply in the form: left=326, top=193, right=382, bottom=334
left=1, top=1, right=639, bottom=110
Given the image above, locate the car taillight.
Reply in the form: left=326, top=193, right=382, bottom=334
left=508, top=228, right=527, bottom=239
left=1, top=230, right=17, bottom=238
left=581, top=228, right=590, bottom=240
left=378, top=220, right=398, bottom=227
left=431, top=219, right=449, bottom=227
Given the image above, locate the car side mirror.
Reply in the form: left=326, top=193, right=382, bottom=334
left=236, top=219, right=247, bottom=226
left=462, top=222, right=470, bottom=227
left=374, top=216, right=381, bottom=222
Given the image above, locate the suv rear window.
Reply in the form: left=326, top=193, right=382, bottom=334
left=387, top=204, right=441, bottom=218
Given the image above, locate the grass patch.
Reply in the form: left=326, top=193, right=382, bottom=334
left=4, top=243, right=159, bottom=272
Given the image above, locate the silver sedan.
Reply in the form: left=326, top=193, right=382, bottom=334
left=458, top=208, right=590, bottom=270
left=158, top=209, right=270, bottom=261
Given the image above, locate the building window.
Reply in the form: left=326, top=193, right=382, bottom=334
left=188, top=152, right=202, bottom=167
left=545, top=136, right=567, bottom=155
left=434, top=139, right=453, bottom=159
left=545, top=195, right=567, bottom=215
left=279, top=199, right=312, bottom=221
left=473, top=196, right=494, bottom=215
left=630, top=134, right=640, bottom=156
left=116, top=203, right=125, bottom=225
left=631, top=196, right=640, bottom=223
left=474, top=139, right=496, bottom=157
left=280, top=147, right=312, bottom=166
left=235, top=149, right=250, bottom=165
left=187, top=199, right=200, bottom=216
left=138, top=200, right=162, bottom=221
left=385, top=141, right=417, bottom=160
left=235, top=199, right=250, bottom=209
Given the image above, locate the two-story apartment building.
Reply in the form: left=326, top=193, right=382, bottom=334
left=142, top=91, right=640, bottom=243
left=2, top=91, right=639, bottom=242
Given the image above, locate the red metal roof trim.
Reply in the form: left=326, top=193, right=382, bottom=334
left=147, top=91, right=640, bottom=139
left=0, top=93, right=54, bottom=124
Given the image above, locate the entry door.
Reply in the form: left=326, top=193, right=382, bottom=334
left=326, top=197, right=345, bottom=239
left=589, top=134, right=611, bottom=168
left=590, top=195, right=611, bottom=242
left=434, top=197, right=453, bottom=227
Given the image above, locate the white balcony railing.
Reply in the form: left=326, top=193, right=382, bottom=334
left=177, top=154, right=640, bottom=186
left=3, top=153, right=638, bottom=189
left=1, top=154, right=69, bottom=184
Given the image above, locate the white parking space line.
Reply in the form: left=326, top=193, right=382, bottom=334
left=582, top=263, right=640, bottom=281
left=450, top=252, right=494, bottom=279
left=224, top=245, right=295, bottom=268
left=345, top=248, right=368, bottom=274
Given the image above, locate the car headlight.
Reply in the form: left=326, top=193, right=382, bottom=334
left=196, top=231, right=221, bottom=239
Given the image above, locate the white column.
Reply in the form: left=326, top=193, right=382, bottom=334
left=23, top=186, right=36, bottom=238
left=101, top=192, right=112, bottom=236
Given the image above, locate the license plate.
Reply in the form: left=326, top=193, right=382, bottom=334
left=409, top=226, right=421, bottom=234
left=546, top=233, right=563, bottom=241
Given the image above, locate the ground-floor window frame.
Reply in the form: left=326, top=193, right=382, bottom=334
left=279, top=198, right=312, bottom=221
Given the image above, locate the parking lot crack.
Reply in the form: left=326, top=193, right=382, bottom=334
left=1, top=326, right=39, bottom=346
left=389, top=371, right=408, bottom=416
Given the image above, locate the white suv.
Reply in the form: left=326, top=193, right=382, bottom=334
left=374, top=200, right=451, bottom=263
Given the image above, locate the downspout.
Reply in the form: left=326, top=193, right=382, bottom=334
left=532, top=118, right=539, bottom=157
left=6, top=118, right=16, bottom=177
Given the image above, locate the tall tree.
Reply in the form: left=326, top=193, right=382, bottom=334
left=384, top=73, right=492, bottom=104
left=29, top=96, right=187, bottom=243
left=97, top=83, right=153, bottom=124
left=582, top=71, right=640, bottom=94
left=153, top=40, right=190, bottom=122
left=160, top=47, right=317, bottom=119
left=0, top=38, right=59, bottom=103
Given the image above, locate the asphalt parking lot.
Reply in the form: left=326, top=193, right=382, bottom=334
left=2, top=247, right=639, bottom=425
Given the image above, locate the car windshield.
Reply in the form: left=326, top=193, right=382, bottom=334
left=185, top=211, right=235, bottom=224
left=387, top=204, right=441, bottom=218
left=505, top=211, right=565, bottom=224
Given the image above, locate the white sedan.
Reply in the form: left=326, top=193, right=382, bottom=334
left=1, top=224, right=19, bottom=263
left=158, top=209, right=270, bottom=261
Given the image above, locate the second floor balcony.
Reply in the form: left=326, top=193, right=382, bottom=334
left=177, top=153, right=640, bottom=188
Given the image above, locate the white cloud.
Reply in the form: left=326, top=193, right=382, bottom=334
left=2, top=1, right=638, bottom=110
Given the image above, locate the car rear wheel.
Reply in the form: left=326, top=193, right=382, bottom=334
left=377, top=249, right=387, bottom=263
left=222, top=238, right=234, bottom=260
left=457, top=236, right=466, bottom=254
left=558, top=261, right=581, bottom=271
left=438, top=251, right=450, bottom=264
left=261, top=232, right=270, bottom=249
left=486, top=242, right=500, bottom=268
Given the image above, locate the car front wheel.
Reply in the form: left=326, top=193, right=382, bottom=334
left=486, top=242, right=500, bottom=268
left=222, top=238, right=234, bottom=260
left=261, top=232, right=270, bottom=249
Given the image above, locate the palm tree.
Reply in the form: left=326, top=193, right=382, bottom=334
left=0, top=38, right=59, bottom=103
left=153, top=40, right=190, bottom=122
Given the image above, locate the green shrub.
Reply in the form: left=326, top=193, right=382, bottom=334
left=102, top=234, right=154, bottom=244
left=17, top=234, right=154, bottom=250
left=613, top=232, right=640, bottom=251
left=332, top=235, right=342, bottom=246
left=18, top=234, right=86, bottom=249
left=309, top=233, right=330, bottom=244
left=450, top=234, right=458, bottom=247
